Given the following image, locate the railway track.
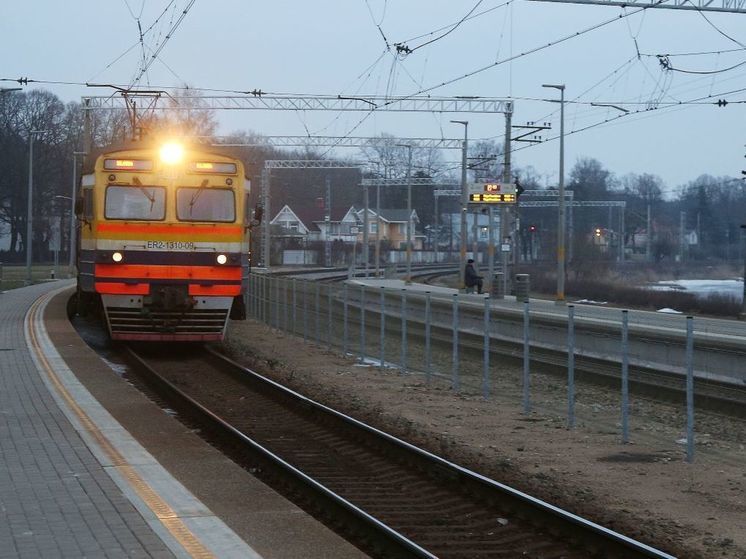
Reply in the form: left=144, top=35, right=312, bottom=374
left=122, top=343, right=675, bottom=559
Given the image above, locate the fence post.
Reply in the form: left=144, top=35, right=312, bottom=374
left=380, top=287, right=386, bottom=372
left=328, top=284, right=333, bottom=350
left=360, top=284, right=366, bottom=362
left=292, top=279, right=297, bottom=336
left=400, top=289, right=407, bottom=374
left=315, top=282, right=321, bottom=344
left=274, top=277, right=280, bottom=329
left=425, top=291, right=431, bottom=384
left=522, top=300, right=530, bottom=414
left=452, top=293, right=459, bottom=392
left=482, top=296, right=490, bottom=399
left=685, top=316, right=695, bottom=463
left=303, top=281, right=308, bottom=343
left=621, top=309, right=630, bottom=444
left=343, top=283, right=349, bottom=355
left=283, top=278, right=289, bottom=332
left=567, top=304, right=576, bottom=429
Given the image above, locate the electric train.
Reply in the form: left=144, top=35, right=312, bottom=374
left=73, top=140, right=255, bottom=341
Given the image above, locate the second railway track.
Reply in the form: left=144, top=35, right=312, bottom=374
left=122, top=343, right=675, bottom=559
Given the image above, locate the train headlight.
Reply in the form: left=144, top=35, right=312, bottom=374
left=216, top=254, right=228, bottom=265
left=112, top=252, right=124, bottom=263
left=160, top=142, right=184, bottom=165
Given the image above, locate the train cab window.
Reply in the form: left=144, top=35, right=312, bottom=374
left=105, top=185, right=166, bottom=220
left=176, top=187, right=235, bottom=222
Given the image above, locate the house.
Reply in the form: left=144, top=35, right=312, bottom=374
left=355, top=208, right=423, bottom=250
left=270, top=205, right=362, bottom=243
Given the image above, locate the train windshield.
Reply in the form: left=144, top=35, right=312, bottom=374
left=176, top=187, right=235, bottom=222
left=105, top=185, right=166, bottom=220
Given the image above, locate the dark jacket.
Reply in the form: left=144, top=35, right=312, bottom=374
left=464, top=263, right=482, bottom=287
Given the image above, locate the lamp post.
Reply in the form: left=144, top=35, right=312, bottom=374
left=451, top=120, right=468, bottom=287
left=70, top=151, right=86, bottom=275
left=26, top=130, right=45, bottom=285
left=542, top=84, right=566, bottom=302
left=396, top=144, right=413, bottom=283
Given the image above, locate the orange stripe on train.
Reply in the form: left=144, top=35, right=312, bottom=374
left=189, top=285, right=241, bottom=296
left=95, top=264, right=242, bottom=281
left=95, top=282, right=150, bottom=295
left=96, top=223, right=243, bottom=236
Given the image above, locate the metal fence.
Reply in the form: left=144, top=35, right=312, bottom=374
left=249, top=273, right=701, bottom=462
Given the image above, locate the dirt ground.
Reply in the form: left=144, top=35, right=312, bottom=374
left=223, top=318, right=746, bottom=559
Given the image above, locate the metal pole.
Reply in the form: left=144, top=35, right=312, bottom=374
left=261, top=168, right=270, bottom=268
left=685, top=316, right=695, bottom=463
left=375, top=183, right=381, bottom=276
left=363, top=183, right=369, bottom=278
left=400, top=289, right=407, bottom=373
left=292, top=279, right=297, bottom=335
left=406, top=146, right=413, bottom=283
left=379, top=287, right=385, bottom=372
left=501, top=106, right=513, bottom=297
left=360, top=284, right=366, bottom=362
left=70, top=152, right=84, bottom=273
left=425, top=291, right=432, bottom=383
left=324, top=176, right=331, bottom=267
left=452, top=293, right=460, bottom=391
left=343, top=283, right=349, bottom=355
left=315, top=282, right=320, bottom=344
left=482, top=296, right=490, bottom=399
left=543, top=84, right=566, bottom=302
left=26, top=133, right=35, bottom=285
left=621, top=309, right=630, bottom=443
left=522, top=300, right=530, bottom=413
left=487, top=206, right=495, bottom=293
left=327, top=284, right=333, bottom=350
left=283, top=278, right=289, bottom=331
left=568, top=304, right=576, bottom=429
left=451, top=120, right=468, bottom=288
left=303, top=281, right=308, bottom=342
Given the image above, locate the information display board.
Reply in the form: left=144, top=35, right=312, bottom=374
left=468, top=182, right=517, bottom=204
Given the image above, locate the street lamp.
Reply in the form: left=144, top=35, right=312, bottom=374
left=396, top=144, right=413, bottom=283
left=450, top=120, right=468, bottom=287
left=26, top=130, right=45, bottom=285
left=70, top=152, right=87, bottom=275
left=542, top=84, right=566, bottom=303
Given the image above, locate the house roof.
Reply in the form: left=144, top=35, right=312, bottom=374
left=358, top=208, right=418, bottom=223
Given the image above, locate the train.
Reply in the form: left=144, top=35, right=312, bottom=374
left=72, top=140, right=257, bottom=341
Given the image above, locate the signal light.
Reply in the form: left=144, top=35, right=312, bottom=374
left=529, top=225, right=537, bottom=232
left=594, top=227, right=602, bottom=237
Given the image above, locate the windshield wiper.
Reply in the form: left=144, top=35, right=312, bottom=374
left=188, top=180, right=210, bottom=216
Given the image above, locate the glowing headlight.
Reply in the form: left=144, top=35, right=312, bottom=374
left=216, top=254, right=228, bottom=265
left=112, top=252, right=123, bottom=263
left=160, top=142, right=184, bottom=165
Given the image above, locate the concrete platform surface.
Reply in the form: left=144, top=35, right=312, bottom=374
left=0, top=280, right=367, bottom=558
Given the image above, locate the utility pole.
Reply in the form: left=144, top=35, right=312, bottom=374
left=543, top=84, right=566, bottom=302
left=501, top=107, right=513, bottom=297
left=324, top=176, right=331, bottom=267
left=363, top=183, right=369, bottom=277
left=451, top=120, right=469, bottom=287
left=396, top=144, right=413, bottom=283
left=646, top=196, right=652, bottom=262
left=680, top=211, right=685, bottom=262
left=70, top=151, right=87, bottom=275
left=26, top=130, right=44, bottom=285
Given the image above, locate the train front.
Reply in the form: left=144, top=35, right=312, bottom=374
left=78, top=142, right=250, bottom=341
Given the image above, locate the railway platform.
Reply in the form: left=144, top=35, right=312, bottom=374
left=1, top=280, right=367, bottom=559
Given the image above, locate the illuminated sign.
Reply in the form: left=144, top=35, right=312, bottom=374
left=467, top=182, right=517, bottom=204
left=469, top=193, right=516, bottom=203
left=104, top=159, right=154, bottom=171
left=189, top=161, right=238, bottom=174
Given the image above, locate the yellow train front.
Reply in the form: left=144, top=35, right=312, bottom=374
left=76, top=142, right=251, bottom=341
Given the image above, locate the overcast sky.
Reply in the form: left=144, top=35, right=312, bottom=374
left=2, top=0, right=745, bottom=193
